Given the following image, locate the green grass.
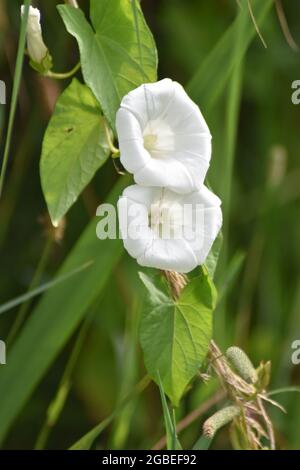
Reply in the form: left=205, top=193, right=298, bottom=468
left=0, top=0, right=299, bottom=450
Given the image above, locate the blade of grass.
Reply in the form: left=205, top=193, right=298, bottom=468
left=152, top=388, right=225, bottom=450
left=109, top=297, right=140, bottom=449
left=217, top=252, right=245, bottom=304
left=0, top=260, right=93, bottom=316
left=193, top=435, right=213, bottom=450
left=267, top=387, right=300, bottom=397
left=0, top=0, right=31, bottom=198
left=0, top=176, right=129, bottom=444
left=34, top=309, right=94, bottom=449
left=69, top=375, right=151, bottom=450
left=6, top=237, right=53, bottom=346
left=171, top=409, right=181, bottom=450
left=213, top=4, right=246, bottom=346
left=186, top=0, right=273, bottom=115
left=220, top=64, right=244, bottom=242
left=157, top=371, right=181, bottom=450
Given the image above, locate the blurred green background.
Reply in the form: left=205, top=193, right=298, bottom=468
left=0, top=0, right=299, bottom=450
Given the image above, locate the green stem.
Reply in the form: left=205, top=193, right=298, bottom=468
left=0, top=0, right=31, bottom=199
left=44, top=62, right=81, bottom=80
left=104, top=119, right=120, bottom=157
left=6, top=237, right=53, bottom=347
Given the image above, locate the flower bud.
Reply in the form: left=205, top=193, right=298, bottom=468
left=21, top=6, right=52, bottom=72
left=203, top=406, right=240, bottom=438
left=226, top=346, right=258, bottom=384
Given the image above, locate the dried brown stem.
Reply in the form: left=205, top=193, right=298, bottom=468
left=162, top=270, right=187, bottom=299
left=275, top=0, right=299, bottom=51
left=257, top=396, right=276, bottom=450
left=247, top=0, right=267, bottom=48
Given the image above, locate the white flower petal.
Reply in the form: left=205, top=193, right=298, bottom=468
left=121, top=185, right=161, bottom=209
left=181, top=185, right=222, bottom=209
left=162, top=81, right=210, bottom=135
left=116, top=108, right=149, bottom=173
left=137, top=238, right=198, bottom=273
left=179, top=186, right=222, bottom=264
left=116, top=78, right=212, bottom=193
left=134, top=157, right=195, bottom=193
left=118, top=184, right=222, bottom=274
left=118, top=78, right=174, bottom=127
left=118, top=197, right=154, bottom=259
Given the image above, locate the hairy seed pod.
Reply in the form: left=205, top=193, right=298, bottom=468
left=226, top=346, right=258, bottom=384
left=203, top=406, right=240, bottom=438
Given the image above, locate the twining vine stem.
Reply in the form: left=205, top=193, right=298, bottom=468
left=45, top=62, right=81, bottom=80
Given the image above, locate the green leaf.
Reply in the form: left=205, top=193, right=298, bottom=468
left=40, top=78, right=110, bottom=226
left=204, top=231, right=223, bottom=279
left=139, top=272, right=217, bottom=406
left=0, top=176, right=129, bottom=444
left=186, top=0, right=273, bottom=114
left=58, top=0, right=157, bottom=129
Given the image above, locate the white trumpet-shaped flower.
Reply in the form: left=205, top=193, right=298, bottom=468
left=118, top=184, right=222, bottom=273
left=116, top=79, right=212, bottom=194
left=21, top=6, right=49, bottom=66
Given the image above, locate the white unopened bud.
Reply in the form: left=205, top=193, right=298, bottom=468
left=21, top=6, right=50, bottom=67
